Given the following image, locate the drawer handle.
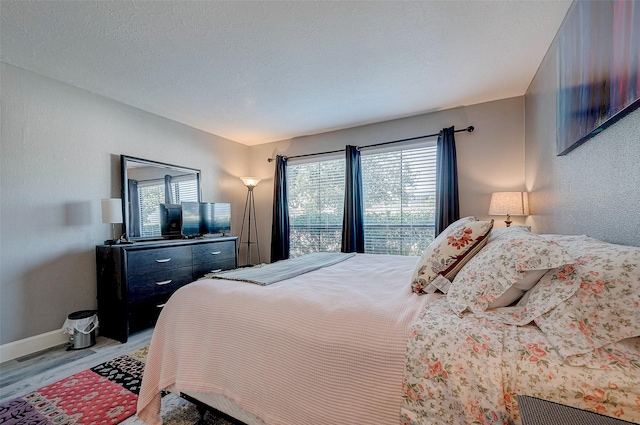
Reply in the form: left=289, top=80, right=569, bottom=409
left=155, top=258, right=171, bottom=263
left=211, top=269, right=222, bottom=273
left=155, top=280, right=172, bottom=286
left=156, top=303, right=167, bottom=308
left=210, top=251, right=221, bottom=255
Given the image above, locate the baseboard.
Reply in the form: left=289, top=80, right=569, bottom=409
left=0, top=330, right=69, bottom=363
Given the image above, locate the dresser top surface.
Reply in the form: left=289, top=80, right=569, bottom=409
left=97, top=236, right=237, bottom=251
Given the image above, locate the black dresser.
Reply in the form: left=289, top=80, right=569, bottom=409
left=96, top=237, right=237, bottom=342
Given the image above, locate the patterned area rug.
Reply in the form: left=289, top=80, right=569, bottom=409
left=0, top=346, right=236, bottom=425
left=122, top=393, right=236, bottom=425
left=0, top=346, right=149, bottom=425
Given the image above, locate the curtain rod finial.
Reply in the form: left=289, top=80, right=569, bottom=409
left=267, top=158, right=274, bottom=162
left=466, top=126, right=474, bottom=132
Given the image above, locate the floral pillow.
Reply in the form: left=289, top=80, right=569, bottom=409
left=487, top=225, right=531, bottom=243
left=468, top=263, right=581, bottom=326
left=410, top=217, right=493, bottom=295
left=447, top=229, right=576, bottom=314
left=530, top=236, right=640, bottom=360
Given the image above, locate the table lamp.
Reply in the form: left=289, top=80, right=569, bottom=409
left=488, top=192, right=529, bottom=227
left=101, top=198, right=123, bottom=244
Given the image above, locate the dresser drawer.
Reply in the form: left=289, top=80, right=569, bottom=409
left=127, top=246, right=192, bottom=276
left=193, top=241, right=236, bottom=265
left=128, top=266, right=193, bottom=302
left=194, top=257, right=237, bottom=278
left=129, top=293, right=174, bottom=332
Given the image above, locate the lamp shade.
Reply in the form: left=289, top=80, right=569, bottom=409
left=488, top=192, right=529, bottom=216
left=101, top=198, right=123, bottom=224
left=240, top=176, right=261, bottom=188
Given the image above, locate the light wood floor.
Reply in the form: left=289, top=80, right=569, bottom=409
left=0, top=328, right=154, bottom=404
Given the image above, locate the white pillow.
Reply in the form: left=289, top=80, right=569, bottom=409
left=487, top=269, right=547, bottom=308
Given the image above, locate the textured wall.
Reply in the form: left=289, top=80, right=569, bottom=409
left=248, top=96, right=527, bottom=263
left=524, top=41, right=640, bottom=246
left=0, top=1, right=570, bottom=145
left=0, top=64, right=249, bottom=345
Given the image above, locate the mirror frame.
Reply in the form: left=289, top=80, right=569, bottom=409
left=121, top=155, right=202, bottom=241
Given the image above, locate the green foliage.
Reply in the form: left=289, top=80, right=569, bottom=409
left=288, top=146, right=437, bottom=257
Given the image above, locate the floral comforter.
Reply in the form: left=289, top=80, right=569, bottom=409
left=401, top=299, right=640, bottom=425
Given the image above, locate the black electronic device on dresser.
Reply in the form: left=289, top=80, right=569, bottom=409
left=96, top=236, right=237, bottom=343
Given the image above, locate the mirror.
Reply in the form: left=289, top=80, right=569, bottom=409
left=121, top=155, right=201, bottom=240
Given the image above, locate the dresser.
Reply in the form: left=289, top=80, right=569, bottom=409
left=96, top=237, right=237, bottom=342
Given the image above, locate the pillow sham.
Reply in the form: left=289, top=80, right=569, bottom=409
left=447, top=229, right=576, bottom=314
left=530, top=236, right=640, bottom=360
left=467, top=263, right=581, bottom=326
left=410, top=217, right=493, bottom=295
left=487, top=225, right=531, bottom=243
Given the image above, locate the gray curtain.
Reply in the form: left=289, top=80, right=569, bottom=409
left=341, top=145, right=365, bottom=253
left=127, top=179, right=141, bottom=238
left=270, top=155, right=290, bottom=262
left=435, top=126, right=460, bottom=235
left=164, top=175, right=173, bottom=204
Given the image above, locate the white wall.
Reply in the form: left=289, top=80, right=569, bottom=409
left=0, top=63, right=250, bottom=345
left=524, top=34, right=640, bottom=246
left=248, top=96, right=526, bottom=263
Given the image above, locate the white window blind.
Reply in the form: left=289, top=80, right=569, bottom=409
left=287, top=159, right=345, bottom=257
left=170, top=175, right=199, bottom=204
left=138, top=183, right=163, bottom=238
left=361, top=145, right=437, bottom=255
left=286, top=144, right=437, bottom=257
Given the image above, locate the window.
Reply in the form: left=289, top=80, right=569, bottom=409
left=138, top=183, right=164, bottom=237
left=287, top=159, right=345, bottom=257
left=287, top=144, right=437, bottom=257
left=362, top=146, right=437, bottom=255
left=168, top=175, right=199, bottom=204
left=136, top=176, right=199, bottom=238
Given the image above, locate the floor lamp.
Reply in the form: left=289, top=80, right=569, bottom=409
left=239, top=177, right=261, bottom=265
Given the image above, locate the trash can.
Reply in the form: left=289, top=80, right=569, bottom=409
left=62, top=310, right=99, bottom=350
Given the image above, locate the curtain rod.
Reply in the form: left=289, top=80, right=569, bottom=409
left=267, top=125, right=474, bottom=162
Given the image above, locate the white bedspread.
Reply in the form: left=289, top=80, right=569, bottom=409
left=138, top=254, right=431, bottom=425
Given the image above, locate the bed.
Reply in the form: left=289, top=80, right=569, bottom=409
left=137, top=220, right=640, bottom=425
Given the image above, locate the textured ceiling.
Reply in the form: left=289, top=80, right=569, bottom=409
left=0, top=1, right=571, bottom=145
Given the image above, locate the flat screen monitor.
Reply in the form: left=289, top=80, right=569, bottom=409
left=200, top=202, right=231, bottom=236
left=181, top=202, right=201, bottom=238
left=159, top=204, right=182, bottom=238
